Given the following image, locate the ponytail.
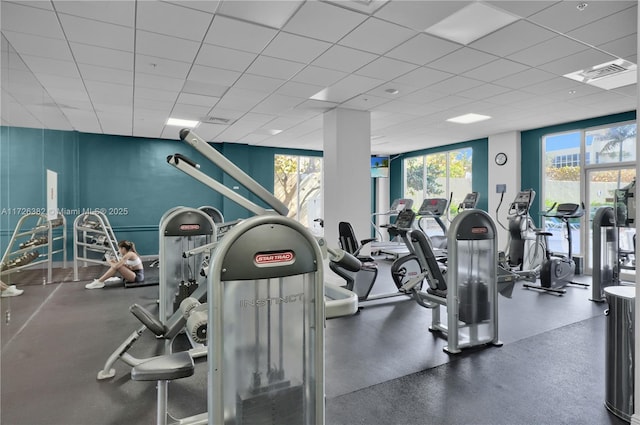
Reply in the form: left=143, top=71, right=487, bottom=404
left=118, top=240, right=137, bottom=253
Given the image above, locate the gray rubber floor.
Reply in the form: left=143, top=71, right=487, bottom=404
left=0, top=261, right=628, bottom=425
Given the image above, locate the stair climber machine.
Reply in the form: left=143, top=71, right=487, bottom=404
left=396, top=209, right=504, bottom=354
left=370, top=198, right=414, bottom=256
left=331, top=209, right=422, bottom=308
left=523, top=202, right=588, bottom=295
left=495, top=190, right=543, bottom=288
left=121, top=129, right=362, bottom=425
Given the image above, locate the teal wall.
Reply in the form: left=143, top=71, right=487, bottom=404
left=0, top=126, right=320, bottom=259
left=521, top=110, right=636, bottom=225
left=389, top=138, right=490, bottom=212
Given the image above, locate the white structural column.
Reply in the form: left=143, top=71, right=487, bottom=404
left=375, top=176, right=391, bottom=240
left=632, top=4, right=640, bottom=424
left=487, top=131, right=521, bottom=249
left=323, top=108, right=371, bottom=248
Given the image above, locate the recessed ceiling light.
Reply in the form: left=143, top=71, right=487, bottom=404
left=254, top=128, right=283, bottom=136
left=385, top=88, right=399, bottom=94
left=425, top=2, right=518, bottom=45
left=310, top=88, right=330, bottom=101
left=446, top=113, right=492, bottom=124
left=576, top=2, right=588, bottom=11
left=166, top=117, right=199, bottom=128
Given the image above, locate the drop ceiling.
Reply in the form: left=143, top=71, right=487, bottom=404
left=0, top=0, right=637, bottom=154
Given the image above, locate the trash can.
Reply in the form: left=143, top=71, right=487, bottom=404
left=604, top=286, right=635, bottom=422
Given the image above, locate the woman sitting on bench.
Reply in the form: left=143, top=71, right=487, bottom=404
left=86, top=240, right=144, bottom=289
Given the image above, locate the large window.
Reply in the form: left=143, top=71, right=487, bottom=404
left=274, top=154, right=323, bottom=235
left=542, top=122, right=636, bottom=272
left=403, top=147, right=473, bottom=217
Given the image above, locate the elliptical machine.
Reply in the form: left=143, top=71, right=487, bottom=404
left=523, top=202, right=588, bottom=295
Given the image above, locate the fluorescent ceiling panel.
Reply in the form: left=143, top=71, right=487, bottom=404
left=425, top=2, right=518, bottom=45
left=446, top=113, right=491, bottom=124
left=166, top=117, right=199, bottom=127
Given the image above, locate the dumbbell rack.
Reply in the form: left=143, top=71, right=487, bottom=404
left=0, top=213, right=67, bottom=283
left=73, top=211, right=120, bottom=281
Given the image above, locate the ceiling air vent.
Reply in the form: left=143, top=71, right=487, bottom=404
left=201, top=116, right=233, bottom=125
left=564, top=59, right=637, bottom=90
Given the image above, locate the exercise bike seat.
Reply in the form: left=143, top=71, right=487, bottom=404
left=130, top=304, right=167, bottom=337
left=131, top=351, right=194, bottom=382
left=535, top=231, right=553, bottom=237
left=426, top=287, right=447, bottom=298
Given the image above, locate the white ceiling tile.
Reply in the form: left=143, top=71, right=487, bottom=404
left=252, top=94, right=305, bottom=114
left=182, top=80, right=228, bottom=97
left=456, top=83, right=511, bottom=100
left=241, top=133, right=271, bottom=144
left=470, top=21, right=556, bottom=57
left=215, top=87, right=269, bottom=111
left=392, top=66, right=454, bottom=88
left=188, top=65, right=240, bottom=86
left=598, top=34, right=637, bottom=59
left=236, top=112, right=277, bottom=127
left=265, top=116, right=305, bottom=131
left=1, top=2, right=65, bottom=39
left=205, top=15, right=277, bottom=53
left=427, top=48, right=498, bottom=74
left=507, top=36, right=590, bottom=68
left=397, top=87, right=448, bottom=104
left=6, top=1, right=54, bottom=11
left=2, top=31, right=74, bottom=61
left=486, top=1, right=559, bottom=18
left=36, top=73, right=85, bottom=92
left=355, top=57, right=418, bottom=80
left=520, top=77, right=581, bottom=95
left=493, top=68, right=556, bottom=89
left=567, top=6, right=637, bottom=46
left=176, top=92, right=220, bottom=108
left=191, top=122, right=226, bottom=140
left=427, top=76, right=485, bottom=95
left=63, top=109, right=102, bottom=133
left=339, top=17, right=415, bottom=55
left=234, top=73, right=285, bottom=93
left=134, top=96, right=175, bottom=111
left=545, top=83, right=606, bottom=101
left=70, top=42, right=133, bottom=71
left=374, top=1, right=471, bottom=31
left=86, top=81, right=133, bottom=106
left=529, top=1, right=635, bottom=33
left=136, top=72, right=186, bottom=92
left=461, top=58, right=528, bottom=82
left=246, top=56, right=306, bottom=80
left=537, top=49, right=618, bottom=76
left=136, top=0, right=213, bottom=41
left=612, top=84, right=637, bottom=98
left=170, top=104, right=211, bottom=121
left=207, top=106, right=246, bottom=121
left=386, top=33, right=462, bottom=66
left=276, top=81, right=324, bottom=99
left=21, top=55, right=80, bottom=79
left=59, top=14, right=133, bottom=51
left=291, top=66, right=347, bottom=86
left=195, top=44, right=257, bottom=72
left=79, top=63, right=132, bottom=86
left=135, top=54, right=192, bottom=79
left=135, top=86, right=179, bottom=102
left=311, top=74, right=384, bottom=103
left=341, top=94, right=390, bottom=110
left=165, top=1, right=220, bottom=14
left=219, top=0, right=303, bottom=29
left=312, top=45, right=378, bottom=73
left=262, top=32, right=331, bottom=63
left=284, top=1, right=367, bottom=42
left=55, top=1, right=135, bottom=27
left=366, top=82, right=419, bottom=99
left=135, top=30, right=200, bottom=63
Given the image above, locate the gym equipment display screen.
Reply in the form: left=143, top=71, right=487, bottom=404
left=371, top=156, right=389, bottom=178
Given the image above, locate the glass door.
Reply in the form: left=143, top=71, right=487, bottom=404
left=585, top=167, right=636, bottom=279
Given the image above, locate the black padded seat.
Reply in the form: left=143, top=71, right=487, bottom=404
left=130, top=304, right=166, bottom=337
left=131, top=351, right=194, bottom=382
left=427, top=287, right=447, bottom=298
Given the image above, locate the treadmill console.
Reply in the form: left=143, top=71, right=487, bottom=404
left=418, top=198, right=448, bottom=217
left=394, top=209, right=416, bottom=229
left=554, top=203, right=584, bottom=218
left=390, top=198, right=414, bottom=213
left=459, top=192, right=479, bottom=210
